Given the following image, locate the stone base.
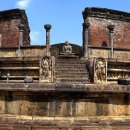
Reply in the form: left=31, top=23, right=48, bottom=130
left=0, top=115, right=130, bottom=130
left=0, top=83, right=129, bottom=129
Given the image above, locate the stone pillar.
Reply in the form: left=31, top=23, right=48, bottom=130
left=107, top=25, right=115, bottom=59
left=18, top=24, right=24, bottom=47
left=17, top=24, right=24, bottom=57
left=82, top=22, right=90, bottom=58
left=44, top=24, right=52, bottom=56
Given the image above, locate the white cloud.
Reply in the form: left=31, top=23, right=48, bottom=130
left=16, top=0, right=31, bottom=9
left=30, top=31, right=40, bottom=43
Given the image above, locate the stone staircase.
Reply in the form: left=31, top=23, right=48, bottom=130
left=55, top=57, right=90, bottom=83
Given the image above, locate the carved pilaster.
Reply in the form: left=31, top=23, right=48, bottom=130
left=39, top=56, right=55, bottom=82
left=82, top=22, right=90, bottom=58
left=44, top=24, right=52, bottom=56
left=94, top=58, right=107, bottom=83
left=107, top=25, right=115, bottom=59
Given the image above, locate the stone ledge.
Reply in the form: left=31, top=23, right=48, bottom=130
left=83, top=7, right=130, bottom=22
left=0, top=83, right=129, bottom=93
left=0, top=115, right=130, bottom=127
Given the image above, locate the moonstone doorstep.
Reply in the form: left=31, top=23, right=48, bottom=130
left=117, top=78, right=130, bottom=85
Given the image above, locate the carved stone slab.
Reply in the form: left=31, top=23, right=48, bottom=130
left=39, top=56, right=55, bottom=83
left=94, top=58, right=107, bottom=83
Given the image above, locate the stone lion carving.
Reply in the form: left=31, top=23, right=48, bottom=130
left=94, top=58, right=107, bottom=83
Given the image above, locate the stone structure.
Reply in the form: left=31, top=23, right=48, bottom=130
left=0, top=9, right=30, bottom=48
left=107, top=25, right=115, bottom=59
left=0, top=7, right=130, bottom=130
left=44, top=24, right=51, bottom=56
left=82, top=22, right=90, bottom=58
left=82, top=7, right=130, bottom=60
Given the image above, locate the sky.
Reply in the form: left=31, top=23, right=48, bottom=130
left=0, top=0, right=130, bottom=46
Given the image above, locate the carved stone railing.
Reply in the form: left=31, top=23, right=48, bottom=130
left=0, top=56, right=55, bottom=83
left=107, top=60, right=130, bottom=83
left=0, top=58, right=39, bottom=83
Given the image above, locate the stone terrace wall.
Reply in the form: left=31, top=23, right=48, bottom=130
left=88, top=47, right=130, bottom=60
left=0, top=46, right=46, bottom=57
left=0, top=83, right=129, bottom=129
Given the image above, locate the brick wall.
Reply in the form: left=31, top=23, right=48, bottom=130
left=0, top=9, right=30, bottom=48
left=88, top=17, right=130, bottom=49
left=83, top=8, right=130, bottom=50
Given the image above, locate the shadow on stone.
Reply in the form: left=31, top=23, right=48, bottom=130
left=117, top=78, right=130, bottom=85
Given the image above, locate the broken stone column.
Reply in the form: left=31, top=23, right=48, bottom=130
left=107, top=25, right=115, bottom=59
left=82, top=22, right=90, bottom=58
left=44, top=24, right=52, bottom=56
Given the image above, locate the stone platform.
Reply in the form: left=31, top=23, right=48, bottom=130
left=0, top=83, right=130, bottom=129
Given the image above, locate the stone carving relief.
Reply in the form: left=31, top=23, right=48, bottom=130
left=40, top=56, right=54, bottom=82
left=94, top=58, right=107, bottom=83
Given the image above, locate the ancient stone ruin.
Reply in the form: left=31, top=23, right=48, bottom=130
left=0, top=7, right=130, bottom=130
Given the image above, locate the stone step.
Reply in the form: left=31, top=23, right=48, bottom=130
left=55, top=67, right=87, bottom=71
left=55, top=60, right=85, bottom=63
left=55, top=64, right=86, bottom=68
left=56, top=61, right=86, bottom=64
left=56, top=58, right=80, bottom=61
left=55, top=63, right=86, bottom=67
left=56, top=76, right=89, bottom=80
left=55, top=61, right=86, bottom=64
left=55, top=58, right=89, bottom=83
left=55, top=71, right=88, bottom=76
left=55, top=71, right=88, bottom=74
left=56, top=73, right=88, bottom=78
left=55, top=59, right=85, bottom=62
left=56, top=78, right=89, bottom=83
